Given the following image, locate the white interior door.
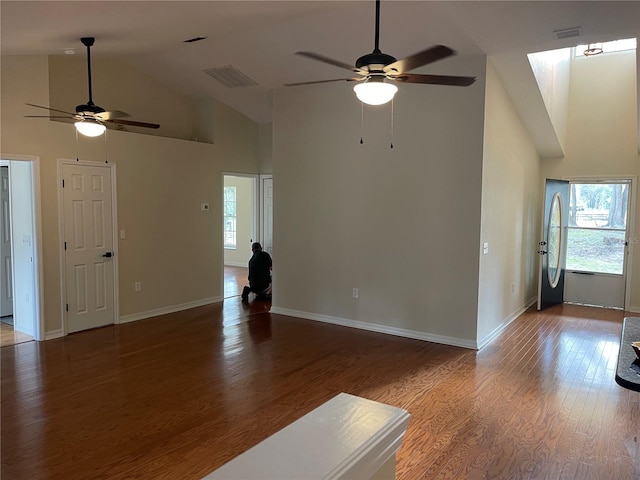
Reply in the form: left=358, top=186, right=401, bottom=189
left=62, top=163, right=116, bottom=333
left=1, top=166, right=13, bottom=317
left=261, top=176, right=273, bottom=256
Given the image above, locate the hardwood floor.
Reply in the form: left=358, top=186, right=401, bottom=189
left=1, top=302, right=638, bottom=479
left=224, top=265, right=248, bottom=298
left=0, top=319, right=33, bottom=348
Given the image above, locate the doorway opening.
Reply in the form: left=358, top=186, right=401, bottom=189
left=222, top=174, right=258, bottom=298
left=0, top=156, right=43, bottom=344
left=564, top=178, right=635, bottom=309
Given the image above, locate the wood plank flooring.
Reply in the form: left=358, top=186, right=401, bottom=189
left=1, top=302, right=638, bottom=479
left=0, top=320, right=33, bottom=348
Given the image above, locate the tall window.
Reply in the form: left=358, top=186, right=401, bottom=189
left=224, top=186, right=237, bottom=249
left=566, top=182, right=630, bottom=274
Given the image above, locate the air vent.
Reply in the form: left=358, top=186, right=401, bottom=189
left=203, top=65, right=258, bottom=88
left=553, top=27, right=582, bottom=40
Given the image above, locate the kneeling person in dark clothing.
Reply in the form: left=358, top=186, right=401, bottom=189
left=242, top=242, right=272, bottom=301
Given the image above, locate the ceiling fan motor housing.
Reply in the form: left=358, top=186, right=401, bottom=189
left=75, top=102, right=105, bottom=115
left=356, top=51, right=397, bottom=72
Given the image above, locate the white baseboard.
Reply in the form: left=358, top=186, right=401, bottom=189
left=224, top=262, right=248, bottom=268
left=119, top=296, right=223, bottom=324
left=44, top=329, right=64, bottom=340
left=269, top=307, right=477, bottom=349
left=476, top=296, right=537, bottom=350
left=629, top=306, right=640, bottom=314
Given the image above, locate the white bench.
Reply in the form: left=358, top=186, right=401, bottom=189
left=203, top=392, right=411, bottom=480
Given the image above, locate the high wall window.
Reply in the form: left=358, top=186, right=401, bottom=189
left=566, top=182, right=630, bottom=274
left=575, top=38, right=636, bottom=57
left=224, top=186, right=237, bottom=249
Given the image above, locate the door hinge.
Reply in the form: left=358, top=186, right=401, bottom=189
left=66, top=304, right=69, bottom=312
left=64, top=241, right=67, bottom=250
left=62, top=179, right=65, bottom=188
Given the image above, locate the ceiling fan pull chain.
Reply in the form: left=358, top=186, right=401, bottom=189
left=104, top=129, right=108, bottom=163
left=75, top=128, right=80, bottom=161
left=360, top=101, right=364, bottom=144
left=390, top=98, right=394, bottom=149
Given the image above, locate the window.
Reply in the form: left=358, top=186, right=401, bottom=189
left=223, top=186, right=237, bottom=249
left=566, top=182, right=630, bottom=274
left=575, top=38, right=636, bottom=57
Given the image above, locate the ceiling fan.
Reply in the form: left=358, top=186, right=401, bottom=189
left=285, top=0, right=476, bottom=105
left=26, top=37, right=160, bottom=136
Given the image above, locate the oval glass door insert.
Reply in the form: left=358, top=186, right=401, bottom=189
left=547, top=192, right=563, bottom=288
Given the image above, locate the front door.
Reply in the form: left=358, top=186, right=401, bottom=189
left=537, top=179, right=570, bottom=310
left=62, top=163, right=116, bottom=333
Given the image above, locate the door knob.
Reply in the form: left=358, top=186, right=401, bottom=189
left=102, top=252, right=113, bottom=258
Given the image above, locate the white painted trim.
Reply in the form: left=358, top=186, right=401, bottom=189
left=224, top=261, right=247, bottom=268
left=119, top=296, right=223, bottom=324
left=203, top=392, right=410, bottom=480
left=269, top=307, right=477, bottom=349
left=57, top=159, right=119, bottom=335
left=477, top=296, right=537, bottom=350
left=44, top=329, right=64, bottom=340
left=0, top=154, right=44, bottom=341
left=629, top=306, right=640, bottom=313
left=259, top=173, right=273, bottom=248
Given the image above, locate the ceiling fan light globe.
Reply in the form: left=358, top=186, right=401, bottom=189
left=75, top=119, right=106, bottom=137
left=353, top=81, right=398, bottom=105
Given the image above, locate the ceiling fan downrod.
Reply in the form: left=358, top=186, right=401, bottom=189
left=373, top=0, right=381, bottom=54
left=78, top=37, right=102, bottom=113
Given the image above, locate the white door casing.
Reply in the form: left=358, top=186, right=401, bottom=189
left=0, top=156, right=43, bottom=340
left=1, top=167, right=12, bottom=317
left=61, top=162, right=117, bottom=333
left=261, top=176, right=273, bottom=256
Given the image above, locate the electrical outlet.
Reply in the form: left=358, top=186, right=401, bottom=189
left=135, top=282, right=142, bottom=292
left=352, top=288, right=359, bottom=298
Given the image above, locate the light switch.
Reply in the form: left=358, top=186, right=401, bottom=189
left=120, top=230, right=126, bottom=240
left=201, top=203, right=209, bottom=211
left=483, top=242, right=489, bottom=254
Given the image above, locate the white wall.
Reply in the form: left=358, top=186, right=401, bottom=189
left=2, top=55, right=260, bottom=335
left=477, top=62, right=541, bottom=345
left=528, top=48, right=571, bottom=153
left=539, top=50, right=640, bottom=312
left=224, top=176, right=254, bottom=266
left=272, top=55, right=487, bottom=347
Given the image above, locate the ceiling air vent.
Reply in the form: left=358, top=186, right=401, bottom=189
left=553, top=27, right=582, bottom=40
left=203, top=65, right=258, bottom=88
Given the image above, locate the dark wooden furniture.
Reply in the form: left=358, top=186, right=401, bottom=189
left=615, top=316, right=640, bottom=392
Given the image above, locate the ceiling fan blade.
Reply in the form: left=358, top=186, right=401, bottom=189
left=295, top=52, right=365, bottom=74
left=284, top=77, right=361, bottom=87
left=25, top=115, right=73, bottom=119
left=95, top=110, right=130, bottom=121
left=106, top=119, right=160, bottom=129
left=25, top=103, right=76, bottom=116
left=384, top=45, right=455, bottom=74
left=392, top=73, right=476, bottom=86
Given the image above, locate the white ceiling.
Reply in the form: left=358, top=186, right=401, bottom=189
left=2, top=1, right=638, bottom=150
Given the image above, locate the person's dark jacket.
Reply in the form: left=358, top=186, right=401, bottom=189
left=248, top=250, right=272, bottom=292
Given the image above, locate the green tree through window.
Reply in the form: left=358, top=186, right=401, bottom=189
left=224, top=186, right=237, bottom=248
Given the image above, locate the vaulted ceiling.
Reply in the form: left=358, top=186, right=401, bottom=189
left=2, top=1, right=638, bottom=155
